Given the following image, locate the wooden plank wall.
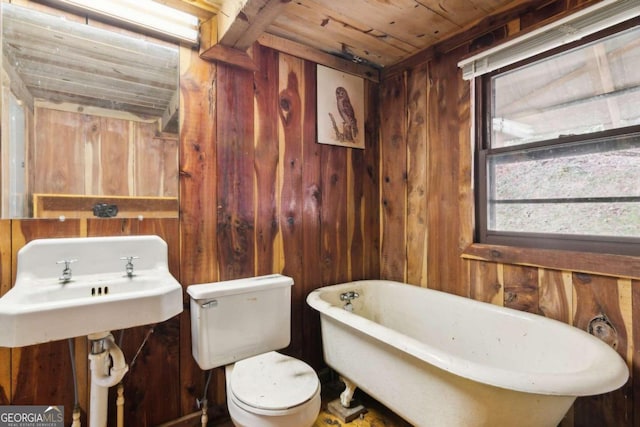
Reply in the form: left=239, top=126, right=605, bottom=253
left=0, top=43, right=379, bottom=425
left=178, top=43, right=381, bottom=417
left=377, top=0, right=638, bottom=425
left=33, top=107, right=178, bottom=200
left=6, top=0, right=637, bottom=425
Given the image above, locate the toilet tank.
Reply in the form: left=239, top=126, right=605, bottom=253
left=187, top=274, right=293, bottom=370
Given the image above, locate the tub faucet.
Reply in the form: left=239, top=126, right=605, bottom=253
left=120, top=256, right=139, bottom=278
left=340, top=291, right=359, bottom=312
left=57, top=259, right=77, bottom=283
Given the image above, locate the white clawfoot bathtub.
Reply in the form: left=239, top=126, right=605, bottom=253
left=306, top=280, right=628, bottom=427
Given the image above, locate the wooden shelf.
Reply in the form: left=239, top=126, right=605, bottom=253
left=32, top=193, right=178, bottom=219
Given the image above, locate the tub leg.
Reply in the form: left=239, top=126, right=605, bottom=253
left=339, top=376, right=357, bottom=407
left=327, top=376, right=367, bottom=422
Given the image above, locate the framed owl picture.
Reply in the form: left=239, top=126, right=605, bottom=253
left=316, top=65, right=365, bottom=149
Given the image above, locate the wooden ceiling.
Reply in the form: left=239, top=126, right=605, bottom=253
left=167, top=0, right=529, bottom=70
left=1, top=0, right=528, bottom=124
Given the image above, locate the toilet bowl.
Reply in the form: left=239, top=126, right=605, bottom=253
left=186, top=275, right=321, bottom=427
left=225, top=351, right=321, bottom=427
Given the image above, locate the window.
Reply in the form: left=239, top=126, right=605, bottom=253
left=474, top=19, right=640, bottom=255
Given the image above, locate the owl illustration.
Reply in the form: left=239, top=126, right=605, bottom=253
left=336, top=86, right=358, bottom=142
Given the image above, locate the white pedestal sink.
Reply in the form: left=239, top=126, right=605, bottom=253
left=0, top=235, right=184, bottom=427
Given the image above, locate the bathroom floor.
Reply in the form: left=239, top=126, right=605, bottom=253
left=313, top=395, right=412, bottom=427
left=213, top=377, right=412, bottom=427
left=312, top=378, right=412, bottom=427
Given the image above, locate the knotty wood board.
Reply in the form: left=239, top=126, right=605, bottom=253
left=425, top=44, right=470, bottom=296
left=177, top=46, right=221, bottom=414
left=379, top=73, right=407, bottom=282
left=0, top=220, right=11, bottom=405
left=278, top=52, right=306, bottom=359
left=300, top=59, right=325, bottom=369
left=253, top=45, right=280, bottom=277
left=572, top=274, right=632, bottom=426
left=360, top=79, right=381, bottom=281
left=215, top=63, right=256, bottom=280
left=406, top=63, right=429, bottom=287
left=538, top=269, right=572, bottom=323
left=469, top=259, right=503, bottom=305
left=633, top=279, right=640, bottom=427
left=503, top=264, right=539, bottom=313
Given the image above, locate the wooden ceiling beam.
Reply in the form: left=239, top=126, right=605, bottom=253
left=199, top=0, right=291, bottom=70
left=217, top=0, right=291, bottom=51
left=258, top=33, right=380, bottom=82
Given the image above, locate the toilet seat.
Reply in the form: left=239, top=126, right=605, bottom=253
left=228, top=351, right=320, bottom=415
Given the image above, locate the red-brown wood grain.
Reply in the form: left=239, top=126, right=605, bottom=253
left=379, top=73, right=407, bottom=282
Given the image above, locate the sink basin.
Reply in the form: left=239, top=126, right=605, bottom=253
left=0, top=235, right=183, bottom=347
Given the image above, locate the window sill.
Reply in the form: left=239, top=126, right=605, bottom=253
left=462, top=243, right=640, bottom=280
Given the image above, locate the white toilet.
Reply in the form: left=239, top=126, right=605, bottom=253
left=187, top=274, right=321, bottom=427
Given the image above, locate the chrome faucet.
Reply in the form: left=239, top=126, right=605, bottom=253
left=120, top=256, right=139, bottom=278
left=340, top=291, right=359, bottom=312
left=57, top=259, right=77, bottom=283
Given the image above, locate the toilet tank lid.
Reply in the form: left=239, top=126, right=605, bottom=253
left=187, top=274, right=293, bottom=300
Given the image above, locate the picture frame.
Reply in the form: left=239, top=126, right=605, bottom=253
left=316, top=65, right=365, bottom=149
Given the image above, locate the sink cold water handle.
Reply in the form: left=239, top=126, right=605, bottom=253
left=57, top=259, right=78, bottom=283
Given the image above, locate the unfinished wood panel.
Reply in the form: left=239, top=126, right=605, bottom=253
left=406, top=63, right=428, bottom=287
left=320, top=145, right=349, bottom=286
left=216, top=63, right=255, bottom=280
left=425, top=45, right=469, bottom=296
left=134, top=123, right=175, bottom=197
left=134, top=129, right=162, bottom=196
left=253, top=45, right=280, bottom=277
left=33, top=107, right=178, bottom=206
left=34, top=109, right=84, bottom=195
left=99, top=117, right=131, bottom=195
left=633, top=279, right=640, bottom=427
left=456, top=48, right=474, bottom=289
left=469, top=259, right=503, bottom=305
left=572, top=273, right=632, bottom=427
left=178, top=46, right=220, bottom=415
left=86, top=219, right=181, bottom=426
left=503, top=264, right=539, bottom=313
left=0, top=220, right=10, bottom=405
left=257, top=33, right=380, bottom=82
left=278, top=53, right=306, bottom=359
left=539, top=269, right=572, bottom=323
left=301, top=60, right=325, bottom=369
left=160, top=135, right=179, bottom=198
left=360, top=79, right=381, bottom=281
left=463, top=243, right=640, bottom=279
left=269, top=1, right=413, bottom=66
left=273, top=0, right=455, bottom=67
left=83, top=114, right=102, bottom=195
left=10, top=219, right=86, bottom=426
left=0, top=221, right=11, bottom=297
left=379, top=73, right=407, bottom=282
